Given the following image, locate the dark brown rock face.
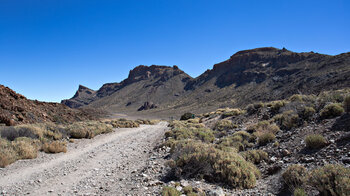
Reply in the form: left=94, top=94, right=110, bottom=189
left=0, top=85, right=97, bottom=125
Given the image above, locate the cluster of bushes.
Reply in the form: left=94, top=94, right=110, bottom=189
left=168, top=140, right=261, bottom=189
left=103, top=118, right=140, bottom=128
left=247, top=121, right=279, bottom=146
left=282, top=164, right=350, bottom=196
left=0, top=118, right=149, bottom=167
left=218, top=130, right=255, bottom=151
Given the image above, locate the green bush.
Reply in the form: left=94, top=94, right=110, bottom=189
left=218, top=131, right=254, bottom=151
left=320, top=103, right=344, bottom=119
left=171, top=140, right=260, bottom=189
left=180, top=113, right=195, bottom=121
left=240, top=150, right=268, bottom=164
left=162, top=186, right=181, bottom=196
left=305, top=134, right=327, bottom=149
left=282, top=164, right=307, bottom=189
left=308, top=164, right=350, bottom=196
left=344, top=95, right=350, bottom=113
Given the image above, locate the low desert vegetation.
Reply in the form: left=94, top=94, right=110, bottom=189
left=240, top=149, right=268, bottom=164
left=214, top=119, right=237, bottom=131
left=320, top=103, right=344, bottom=119
left=307, top=164, right=350, bottom=196
left=0, top=118, right=145, bottom=167
left=161, top=186, right=181, bottom=196
left=282, top=164, right=307, bottom=190
left=180, top=112, right=195, bottom=121
left=169, top=140, right=260, bottom=189
left=162, top=89, right=350, bottom=194
left=305, top=134, right=327, bottom=149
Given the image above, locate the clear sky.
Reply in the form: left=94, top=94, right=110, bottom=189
left=0, top=0, right=349, bottom=102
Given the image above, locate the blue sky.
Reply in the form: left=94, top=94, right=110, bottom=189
left=0, top=0, right=349, bottom=102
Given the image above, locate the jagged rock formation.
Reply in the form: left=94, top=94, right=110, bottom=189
left=62, top=47, right=350, bottom=118
left=137, top=102, right=158, bottom=111
left=0, top=85, right=98, bottom=125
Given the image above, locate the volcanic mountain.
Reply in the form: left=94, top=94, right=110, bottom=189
left=62, top=47, right=350, bottom=118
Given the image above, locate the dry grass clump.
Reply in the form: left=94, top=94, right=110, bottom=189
left=221, top=108, right=245, bottom=118
left=282, top=164, right=307, bottom=190
left=169, top=140, right=260, bottom=189
left=162, top=186, right=181, bottom=196
left=165, top=127, right=215, bottom=144
left=294, top=188, right=307, bottom=196
left=246, top=102, right=264, bottom=114
left=320, top=103, right=344, bottom=119
left=249, top=121, right=279, bottom=146
left=305, top=134, right=327, bottom=149
left=218, top=131, right=254, bottom=151
left=0, top=137, right=39, bottom=167
left=240, top=150, right=268, bottom=164
left=214, top=119, right=237, bottom=131
left=299, top=106, right=316, bottom=120
left=67, top=121, right=113, bottom=139
left=273, top=110, right=299, bottom=130
left=267, top=100, right=289, bottom=113
left=42, top=141, right=67, bottom=153
left=308, top=164, right=350, bottom=196
left=12, top=138, right=38, bottom=159
left=104, top=119, right=139, bottom=128
left=0, top=138, right=17, bottom=167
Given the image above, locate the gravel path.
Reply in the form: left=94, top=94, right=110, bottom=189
left=0, top=122, right=168, bottom=196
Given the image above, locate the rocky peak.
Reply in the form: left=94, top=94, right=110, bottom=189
left=72, top=85, right=95, bottom=99
left=125, top=65, right=187, bottom=84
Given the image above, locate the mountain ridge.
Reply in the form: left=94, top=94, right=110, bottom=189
left=62, top=47, right=350, bottom=118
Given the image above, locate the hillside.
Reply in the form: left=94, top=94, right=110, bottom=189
left=0, top=85, right=99, bottom=126
left=62, top=47, right=350, bottom=118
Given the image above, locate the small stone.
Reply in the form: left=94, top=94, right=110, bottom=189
left=208, top=187, right=225, bottom=196
left=176, top=186, right=182, bottom=192
left=282, top=149, right=290, bottom=156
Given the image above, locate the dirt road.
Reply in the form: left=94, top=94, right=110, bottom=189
left=0, top=122, right=168, bottom=195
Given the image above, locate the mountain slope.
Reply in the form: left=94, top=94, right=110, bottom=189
left=0, top=85, right=98, bottom=126
left=62, top=47, right=350, bottom=118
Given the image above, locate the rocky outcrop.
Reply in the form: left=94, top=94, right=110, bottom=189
left=137, top=102, right=158, bottom=111
left=0, top=85, right=97, bottom=126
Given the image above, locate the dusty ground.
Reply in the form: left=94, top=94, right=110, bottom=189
left=0, top=122, right=168, bottom=196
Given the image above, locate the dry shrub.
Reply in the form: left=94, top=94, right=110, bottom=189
left=106, top=119, right=139, bottom=128
left=12, top=138, right=38, bottom=159
left=162, top=186, right=181, bottom=196
left=180, top=112, right=195, bottom=120
left=218, top=131, right=254, bottom=151
left=251, top=121, right=279, bottom=146
left=294, top=188, right=307, bottom=196
left=240, top=150, right=268, bottom=164
left=221, top=108, right=245, bottom=118
left=0, top=138, right=17, bottom=167
left=67, top=121, right=113, bottom=139
left=267, top=100, right=288, bottom=113
left=282, top=164, right=307, bottom=190
left=273, top=110, right=299, bottom=130
left=165, top=127, right=215, bottom=143
left=42, top=141, right=67, bottom=153
left=214, top=119, right=237, bottom=131
left=308, top=164, right=350, bottom=196
left=320, top=103, right=344, bottom=119
left=170, top=140, right=260, bottom=189
left=299, top=106, right=316, bottom=120
left=305, top=134, right=327, bottom=149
